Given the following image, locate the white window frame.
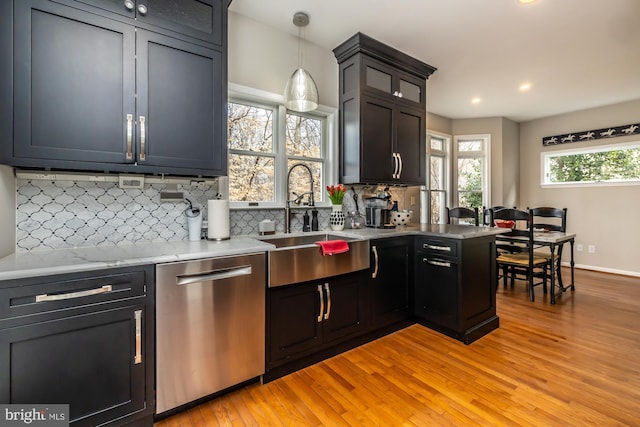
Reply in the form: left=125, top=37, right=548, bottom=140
left=541, top=140, right=640, bottom=188
left=228, top=83, right=337, bottom=209
left=427, top=130, right=451, bottom=224
left=452, top=134, right=491, bottom=209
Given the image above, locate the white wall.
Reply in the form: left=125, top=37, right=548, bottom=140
left=520, top=99, right=640, bottom=275
left=228, top=12, right=338, bottom=108
left=0, top=166, right=15, bottom=258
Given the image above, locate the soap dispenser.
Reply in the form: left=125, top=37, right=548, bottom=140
left=311, top=208, right=319, bottom=231
left=303, top=210, right=310, bottom=232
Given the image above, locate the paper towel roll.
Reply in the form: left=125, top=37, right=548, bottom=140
left=207, top=199, right=230, bottom=240
left=419, top=186, right=428, bottom=224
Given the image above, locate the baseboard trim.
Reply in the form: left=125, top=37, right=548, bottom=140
left=561, top=262, right=640, bottom=278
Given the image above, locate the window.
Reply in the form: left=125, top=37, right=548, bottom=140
left=542, top=141, right=640, bottom=186
left=228, top=86, right=332, bottom=207
left=453, top=134, right=490, bottom=212
left=428, top=132, right=450, bottom=224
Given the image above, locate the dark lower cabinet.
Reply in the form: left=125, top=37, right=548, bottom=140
left=414, top=236, right=499, bottom=344
left=267, top=272, right=368, bottom=369
left=369, top=237, right=411, bottom=328
left=0, top=266, right=154, bottom=427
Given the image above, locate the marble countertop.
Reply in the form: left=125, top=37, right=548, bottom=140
left=0, top=224, right=507, bottom=281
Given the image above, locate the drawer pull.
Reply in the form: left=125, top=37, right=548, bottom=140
left=424, top=258, right=451, bottom=268
left=134, top=309, right=142, bottom=364
left=35, top=285, right=112, bottom=302
left=424, top=243, right=451, bottom=252
left=139, top=115, right=146, bottom=161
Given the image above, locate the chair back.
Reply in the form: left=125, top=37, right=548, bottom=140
left=493, top=208, right=533, bottom=254
left=446, top=207, right=479, bottom=226
left=530, top=207, right=567, bottom=232
left=484, top=205, right=508, bottom=226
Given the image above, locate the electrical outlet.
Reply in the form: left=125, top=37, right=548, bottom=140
left=410, top=196, right=416, bottom=205
left=588, top=245, right=596, bottom=253
left=576, top=244, right=583, bottom=252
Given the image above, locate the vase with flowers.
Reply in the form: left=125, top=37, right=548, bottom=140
left=327, top=184, right=346, bottom=230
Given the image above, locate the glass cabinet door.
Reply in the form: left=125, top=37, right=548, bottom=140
left=399, top=78, right=421, bottom=104
left=365, top=65, right=392, bottom=94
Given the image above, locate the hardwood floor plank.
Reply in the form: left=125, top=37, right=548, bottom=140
left=156, top=268, right=640, bottom=426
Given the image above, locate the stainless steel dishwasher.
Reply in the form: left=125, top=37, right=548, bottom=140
left=155, top=253, right=265, bottom=414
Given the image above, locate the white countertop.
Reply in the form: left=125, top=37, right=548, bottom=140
left=0, top=225, right=507, bottom=282
left=0, top=238, right=275, bottom=281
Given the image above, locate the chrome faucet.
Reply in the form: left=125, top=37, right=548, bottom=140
left=285, top=163, right=315, bottom=233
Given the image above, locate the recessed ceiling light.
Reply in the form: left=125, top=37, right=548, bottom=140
left=519, top=82, right=532, bottom=91
left=518, top=0, right=537, bottom=4
left=471, top=97, right=481, bottom=104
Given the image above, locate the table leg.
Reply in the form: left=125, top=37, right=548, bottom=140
left=556, top=244, right=564, bottom=289
left=549, top=242, right=556, bottom=304
left=570, top=239, right=575, bottom=291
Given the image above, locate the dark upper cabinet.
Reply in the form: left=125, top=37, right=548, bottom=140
left=2, top=0, right=227, bottom=177
left=334, top=33, right=436, bottom=186
left=70, top=0, right=224, bottom=46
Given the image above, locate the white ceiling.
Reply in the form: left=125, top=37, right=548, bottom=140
left=229, top=0, right=640, bottom=123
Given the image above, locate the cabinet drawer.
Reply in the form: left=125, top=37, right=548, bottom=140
left=0, top=269, right=147, bottom=323
left=416, top=238, right=458, bottom=259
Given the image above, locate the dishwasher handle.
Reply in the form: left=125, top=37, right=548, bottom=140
left=176, top=265, right=252, bottom=286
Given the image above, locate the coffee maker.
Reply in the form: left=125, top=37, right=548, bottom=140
left=364, top=187, right=395, bottom=228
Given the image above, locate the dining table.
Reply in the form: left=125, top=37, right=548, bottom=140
left=496, top=230, right=576, bottom=304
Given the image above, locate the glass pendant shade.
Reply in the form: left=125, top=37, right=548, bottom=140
left=284, top=68, right=319, bottom=112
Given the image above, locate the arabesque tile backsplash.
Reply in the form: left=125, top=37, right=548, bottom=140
left=15, top=179, right=331, bottom=252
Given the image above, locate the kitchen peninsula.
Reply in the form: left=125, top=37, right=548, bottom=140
left=0, top=225, right=504, bottom=424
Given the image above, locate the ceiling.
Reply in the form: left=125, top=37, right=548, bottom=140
left=229, top=0, right=640, bottom=122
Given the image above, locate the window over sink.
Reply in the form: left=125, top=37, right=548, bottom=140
left=228, top=85, right=334, bottom=208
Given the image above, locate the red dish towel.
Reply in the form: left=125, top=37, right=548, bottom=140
left=315, top=240, right=350, bottom=256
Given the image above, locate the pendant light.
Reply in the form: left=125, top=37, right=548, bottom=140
left=284, top=12, right=319, bottom=112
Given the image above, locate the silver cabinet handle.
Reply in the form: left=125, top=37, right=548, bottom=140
left=177, top=266, right=252, bottom=286
left=397, top=91, right=403, bottom=98
left=397, top=153, right=403, bottom=178
left=126, top=114, right=133, bottom=160
left=317, top=284, right=324, bottom=323
left=137, top=3, right=148, bottom=15
left=139, top=116, right=146, bottom=161
left=372, top=245, right=379, bottom=278
left=323, top=283, right=331, bottom=320
left=424, top=243, right=451, bottom=252
left=35, top=285, right=112, bottom=302
left=425, top=258, right=452, bottom=268
left=134, top=309, right=142, bottom=364
left=123, top=0, right=134, bottom=11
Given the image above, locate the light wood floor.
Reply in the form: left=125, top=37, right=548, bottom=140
left=155, top=268, right=640, bottom=426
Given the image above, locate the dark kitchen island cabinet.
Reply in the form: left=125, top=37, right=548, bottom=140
left=2, top=0, right=227, bottom=177
left=0, top=266, right=155, bottom=427
left=266, top=271, right=369, bottom=377
left=368, top=237, right=412, bottom=328
left=414, top=235, right=499, bottom=344
left=333, top=33, right=436, bottom=185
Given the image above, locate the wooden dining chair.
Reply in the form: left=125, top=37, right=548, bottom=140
left=530, top=207, right=568, bottom=287
left=446, top=206, right=479, bottom=226
left=494, top=208, right=550, bottom=302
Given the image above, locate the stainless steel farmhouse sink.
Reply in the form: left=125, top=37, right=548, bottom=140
left=257, top=233, right=370, bottom=287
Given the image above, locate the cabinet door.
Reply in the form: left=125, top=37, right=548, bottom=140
left=0, top=305, right=146, bottom=427
left=322, top=274, right=369, bottom=344
left=71, top=0, right=223, bottom=45
left=269, top=283, right=323, bottom=364
left=360, top=95, right=394, bottom=183
left=136, top=30, right=226, bottom=174
left=415, top=256, right=458, bottom=330
left=13, top=0, right=135, bottom=165
left=395, top=105, right=426, bottom=185
left=370, top=238, right=410, bottom=327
